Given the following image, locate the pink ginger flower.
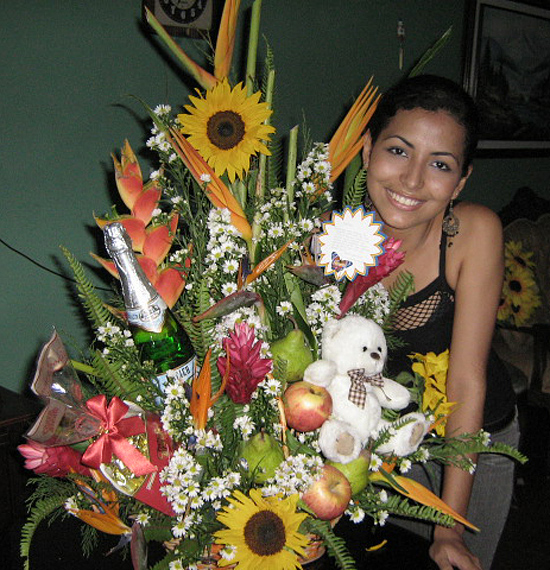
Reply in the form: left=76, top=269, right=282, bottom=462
left=18, top=440, right=91, bottom=478
left=217, top=322, right=272, bottom=404
left=339, top=237, right=405, bottom=317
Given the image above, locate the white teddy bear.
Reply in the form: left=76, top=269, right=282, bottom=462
left=304, top=315, right=430, bottom=464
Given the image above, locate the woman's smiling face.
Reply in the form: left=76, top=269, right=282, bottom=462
left=364, top=108, right=472, bottom=232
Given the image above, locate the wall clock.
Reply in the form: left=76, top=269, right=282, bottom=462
left=143, top=0, right=215, bottom=38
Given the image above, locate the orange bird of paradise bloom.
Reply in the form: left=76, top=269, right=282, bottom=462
left=190, top=349, right=230, bottom=430
left=166, top=128, right=253, bottom=243
left=328, top=77, right=381, bottom=182
left=370, top=468, right=479, bottom=531
left=68, top=469, right=131, bottom=535
left=144, top=0, right=241, bottom=89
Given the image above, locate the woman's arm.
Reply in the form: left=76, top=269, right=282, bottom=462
left=430, top=203, right=505, bottom=570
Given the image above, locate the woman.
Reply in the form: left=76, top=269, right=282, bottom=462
left=362, top=75, right=519, bottom=570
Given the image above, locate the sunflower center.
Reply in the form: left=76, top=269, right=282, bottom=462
left=207, top=110, right=245, bottom=150
left=509, top=279, right=523, bottom=293
left=243, top=510, right=286, bottom=556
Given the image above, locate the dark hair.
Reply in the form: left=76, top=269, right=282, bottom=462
left=369, top=75, right=479, bottom=176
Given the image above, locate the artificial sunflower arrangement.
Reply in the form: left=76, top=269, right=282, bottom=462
left=498, top=240, right=542, bottom=328
left=18, top=2, right=526, bottom=570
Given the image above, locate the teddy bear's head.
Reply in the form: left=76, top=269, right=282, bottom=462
left=321, top=315, right=387, bottom=376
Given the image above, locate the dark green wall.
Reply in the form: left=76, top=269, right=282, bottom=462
left=2, top=1, right=549, bottom=393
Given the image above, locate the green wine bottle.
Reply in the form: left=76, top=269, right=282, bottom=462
left=103, top=222, right=196, bottom=393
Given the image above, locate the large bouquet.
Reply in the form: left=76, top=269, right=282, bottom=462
left=18, top=2, right=524, bottom=570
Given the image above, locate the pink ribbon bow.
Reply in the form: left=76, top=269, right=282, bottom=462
left=81, top=395, right=156, bottom=476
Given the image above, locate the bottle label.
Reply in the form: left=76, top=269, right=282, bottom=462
left=127, top=298, right=166, bottom=333
left=155, top=355, right=197, bottom=394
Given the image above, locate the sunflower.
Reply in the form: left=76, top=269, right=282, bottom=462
left=214, top=489, right=309, bottom=570
left=177, top=79, right=275, bottom=183
left=506, top=266, right=540, bottom=307
left=499, top=264, right=541, bottom=327
left=504, top=240, right=536, bottom=272
left=497, top=282, right=513, bottom=324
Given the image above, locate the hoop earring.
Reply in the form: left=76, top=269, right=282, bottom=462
left=442, top=200, right=460, bottom=237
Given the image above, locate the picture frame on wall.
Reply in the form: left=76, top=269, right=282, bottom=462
left=463, top=0, right=550, bottom=155
left=143, top=0, right=216, bottom=39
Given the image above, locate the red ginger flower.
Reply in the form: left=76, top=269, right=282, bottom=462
left=18, top=440, right=92, bottom=478
left=217, top=322, right=272, bottom=404
left=339, top=237, right=405, bottom=317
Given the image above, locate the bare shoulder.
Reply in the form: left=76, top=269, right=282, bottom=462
left=446, top=202, right=503, bottom=287
left=454, top=201, right=503, bottom=244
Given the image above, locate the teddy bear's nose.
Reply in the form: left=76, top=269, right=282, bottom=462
left=371, top=352, right=381, bottom=360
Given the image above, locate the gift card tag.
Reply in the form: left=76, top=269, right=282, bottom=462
left=317, top=207, right=385, bottom=281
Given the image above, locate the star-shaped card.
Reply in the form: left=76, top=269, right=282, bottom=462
left=317, top=207, right=385, bottom=281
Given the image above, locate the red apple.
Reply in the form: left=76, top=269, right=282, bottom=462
left=283, top=381, right=332, bottom=432
left=301, top=464, right=352, bottom=520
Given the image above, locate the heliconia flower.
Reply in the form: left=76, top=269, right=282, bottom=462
left=214, top=0, right=242, bottom=80
left=92, top=215, right=186, bottom=309
left=217, top=322, right=272, bottom=404
left=18, top=440, right=91, bottom=478
left=101, top=141, right=163, bottom=229
left=339, top=237, right=404, bottom=317
left=111, top=139, right=144, bottom=211
left=92, top=249, right=187, bottom=310
left=328, top=78, right=380, bottom=182
left=93, top=141, right=186, bottom=308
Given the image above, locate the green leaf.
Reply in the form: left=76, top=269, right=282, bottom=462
left=409, top=26, right=453, bottom=77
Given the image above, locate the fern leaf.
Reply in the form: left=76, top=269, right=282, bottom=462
left=21, top=495, right=66, bottom=570
left=387, top=271, right=415, bottom=316
left=342, top=167, right=368, bottom=209
left=90, top=349, right=149, bottom=401
left=60, top=246, right=113, bottom=330
left=305, top=518, right=357, bottom=570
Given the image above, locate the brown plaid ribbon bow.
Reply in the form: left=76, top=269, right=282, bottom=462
left=347, top=368, right=384, bottom=409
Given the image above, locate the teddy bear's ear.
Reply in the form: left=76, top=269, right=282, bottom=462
left=322, top=318, right=341, bottom=344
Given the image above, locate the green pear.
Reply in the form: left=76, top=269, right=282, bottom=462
left=327, top=450, right=371, bottom=495
left=239, top=431, right=285, bottom=483
left=271, top=328, right=314, bottom=383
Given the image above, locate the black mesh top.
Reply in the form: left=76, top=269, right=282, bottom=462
left=386, top=233, right=516, bottom=431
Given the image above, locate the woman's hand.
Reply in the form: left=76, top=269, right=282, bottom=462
left=430, top=526, right=483, bottom=570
